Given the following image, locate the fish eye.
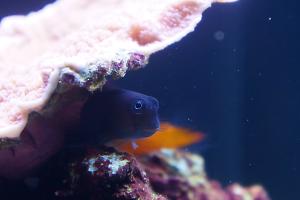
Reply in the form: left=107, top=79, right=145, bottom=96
left=135, top=101, right=143, bottom=110
left=132, top=99, right=144, bottom=114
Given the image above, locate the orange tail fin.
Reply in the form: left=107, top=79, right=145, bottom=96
left=113, top=122, right=204, bottom=155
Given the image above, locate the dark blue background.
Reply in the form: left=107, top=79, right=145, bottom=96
left=0, top=0, right=299, bottom=199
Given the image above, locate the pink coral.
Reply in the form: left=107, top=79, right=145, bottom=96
left=0, top=0, right=236, bottom=139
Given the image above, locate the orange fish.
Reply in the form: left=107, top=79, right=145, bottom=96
left=110, top=122, right=204, bottom=155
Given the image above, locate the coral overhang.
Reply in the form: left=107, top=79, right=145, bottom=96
left=0, top=0, right=236, bottom=138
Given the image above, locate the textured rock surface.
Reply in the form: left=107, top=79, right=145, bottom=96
left=55, top=147, right=167, bottom=200
left=0, top=0, right=236, bottom=138
left=0, top=147, right=270, bottom=200
left=140, top=150, right=271, bottom=200
left=49, top=148, right=270, bottom=200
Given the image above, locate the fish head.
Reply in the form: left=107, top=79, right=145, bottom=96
left=117, top=89, right=160, bottom=138
left=80, top=87, right=160, bottom=142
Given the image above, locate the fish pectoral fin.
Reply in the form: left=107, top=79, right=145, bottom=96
left=131, top=140, right=139, bottom=150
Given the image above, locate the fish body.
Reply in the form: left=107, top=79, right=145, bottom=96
left=70, top=86, right=160, bottom=145
left=69, top=87, right=203, bottom=155
left=111, top=123, right=204, bottom=155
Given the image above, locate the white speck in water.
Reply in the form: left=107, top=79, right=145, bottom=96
left=214, top=31, right=225, bottom=41
left=268, top=17, right=272, bottom=21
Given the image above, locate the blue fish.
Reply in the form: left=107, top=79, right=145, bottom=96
left=78, top=86, right=160, bottom=144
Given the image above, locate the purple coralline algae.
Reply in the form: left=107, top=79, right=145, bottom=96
left=55, top=147, right=166, bottom=200
left=140, top=149, right=271, bottom=200
left=51, top=147, right=270, bottom=200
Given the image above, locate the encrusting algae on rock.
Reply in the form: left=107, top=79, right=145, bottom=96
left=48, top=148, right=269, bottom=200
left=53, top=147, right=167, bottom=200
left=83, top=153, right=130, bottom=175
